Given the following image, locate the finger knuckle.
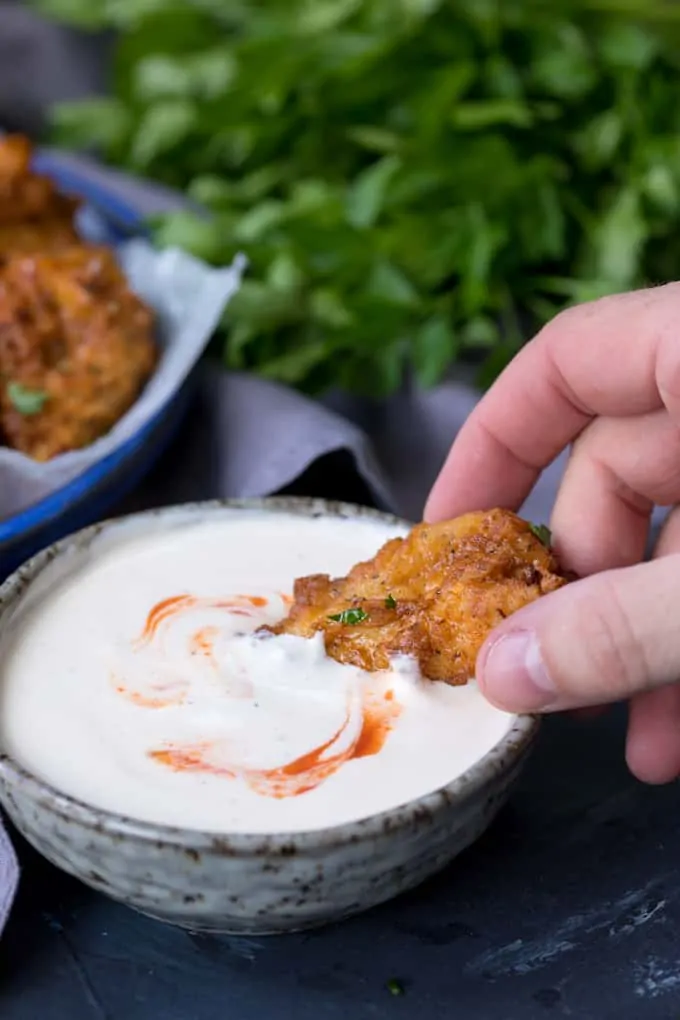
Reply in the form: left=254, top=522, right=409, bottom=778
left=550, top=578, right=650, bottom=701
left=540, top=291, right=619, bottom=343
left=535, top=305, right=581, bottom=354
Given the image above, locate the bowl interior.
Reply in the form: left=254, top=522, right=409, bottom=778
left=0, top=498, right=539, bottom=850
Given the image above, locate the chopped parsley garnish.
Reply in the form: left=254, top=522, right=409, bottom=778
left=387, top=978, right=405, bottom=997
left=7, top=382, right=48, bottom=416
left=385, top=594, right=397, bottom=609
left=529, top=522, right=552, bottom=547
left=328, top=607, right=369, bottom=625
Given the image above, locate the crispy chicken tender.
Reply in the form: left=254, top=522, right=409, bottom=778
left=0, top=246, right=158, bottom=460
left=0, top=135, right=80, bottom=256
left=265, top=509, right=568, bottom=685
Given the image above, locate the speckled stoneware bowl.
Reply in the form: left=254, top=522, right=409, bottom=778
left=0, top=498, right=539, bottom=935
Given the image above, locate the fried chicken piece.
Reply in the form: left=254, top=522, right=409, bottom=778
left=0, top=246, right=158, bottom=460
left=265, top=509, right=568, bottom=685
left=0, top=134, right=79, bottom=227
left=0, top=136, right=80, bottom=260
left=0, top=136, right=80, bottom=262
left=0, top=219, right=81, bottom=260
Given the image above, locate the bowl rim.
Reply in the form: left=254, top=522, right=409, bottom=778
left=0, top=496, right=540, bottom=853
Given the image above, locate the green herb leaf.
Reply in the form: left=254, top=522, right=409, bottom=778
left=267, top=252, right=305, bottom=292
left=598, top=23, right=657, bottom=71
left=328, top=607, right=369, bottom=625
left=52, top=98, right=131, bottom=152
left=385, top=594, right=397, bottom=609
left=133, top=56, right=193, bottom=102
left=347, top=126, right=401, bottom=153
left=310, top=288, right=355, bottom=328
left=460, top=316, right=499, bottom=350
left=531, top=26, right=596, bottom=99
left=529, top=523, right=552, bottom=547
left=452, top=99, right=533, bottom=130
left=590, top=187, right=647, bottom=288
left=412, top=316, right=456, bottom=388
left=130, top=100, right=196, bottom=169
left=7, top=383, right=48, bottom=417
left=151, top=210, right=227, bottom=263
left=346, top=155, right=401, bottom=230
left=366, top=260, right=419, bottom=308
left=32, top=0, right=108, bottom=29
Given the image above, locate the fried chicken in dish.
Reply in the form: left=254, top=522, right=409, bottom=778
left=0, top=246, right=158, bottom=460
left=0, top=134, right=159, bottom=462
left=0, top=219, right=81, bottom=260
left=0, top=135, right=80, bottom=257
left=265, top=508, right=568, bottom=685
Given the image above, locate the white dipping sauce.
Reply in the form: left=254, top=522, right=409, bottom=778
left=0, top=511, right=514, bottom=833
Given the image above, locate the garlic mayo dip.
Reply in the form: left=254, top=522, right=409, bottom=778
left=0, top=510, right=513, bottom=833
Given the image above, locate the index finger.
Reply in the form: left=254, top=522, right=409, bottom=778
left=425, top=284, right=680, bottom=521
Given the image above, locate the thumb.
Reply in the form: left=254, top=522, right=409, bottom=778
left=476, top=554, right=680, bottom=713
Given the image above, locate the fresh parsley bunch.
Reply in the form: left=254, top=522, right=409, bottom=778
left=34, top=0, right=680, bottom=395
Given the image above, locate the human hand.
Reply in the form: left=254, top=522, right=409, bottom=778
left=425, top=284, right=680, bottom=784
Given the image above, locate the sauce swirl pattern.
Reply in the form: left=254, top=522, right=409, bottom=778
left=114, top=593, right=401, bottom=799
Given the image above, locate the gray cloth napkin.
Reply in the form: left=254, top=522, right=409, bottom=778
left=0, top=827, right=17, bottom=931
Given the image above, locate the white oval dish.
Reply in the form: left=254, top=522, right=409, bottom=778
left=0, top=498, right=539, bottom=934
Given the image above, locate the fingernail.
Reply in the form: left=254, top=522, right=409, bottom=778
left=480, top=630, right=557, bottom=711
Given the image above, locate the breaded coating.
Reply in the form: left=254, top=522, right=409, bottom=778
left=0, top=135, right=159, bottom=462
left=0, top=246, right=158, bottom=460
left=0, top=134, right=79, bottom=224
left=0, top=135, right=80, bottom=256
left=0, top=219, right=81, bottom=259
left=265, top=509, right=568, bottom=685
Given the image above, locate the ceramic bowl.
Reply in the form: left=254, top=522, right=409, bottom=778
left=0, top=498, right=539, bottom=935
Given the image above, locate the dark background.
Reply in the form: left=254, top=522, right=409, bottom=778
left=0, top=3, right=109, bottom=136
